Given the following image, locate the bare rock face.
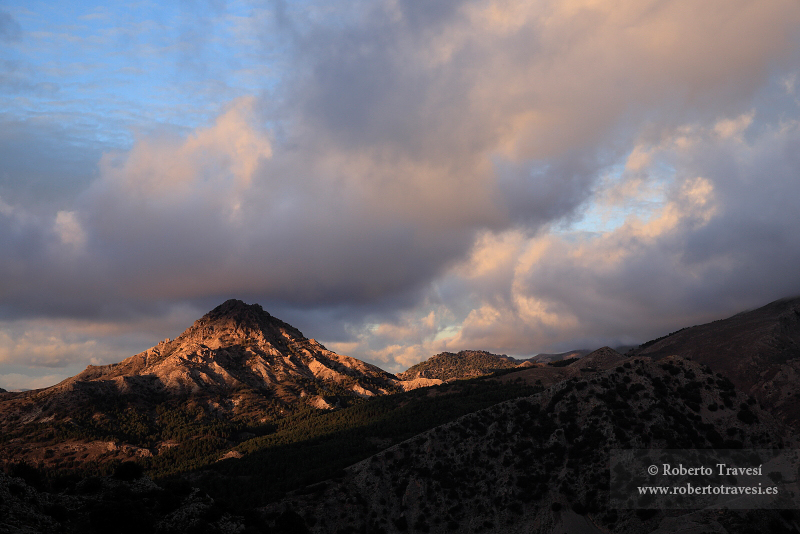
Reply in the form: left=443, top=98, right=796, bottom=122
left=66, top=299, right=397, bottom=401
left=398, top=377, right=444, bottom=391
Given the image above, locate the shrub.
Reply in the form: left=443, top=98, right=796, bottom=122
left=114, top=461, right=144, bottom=481
left=737, top=407, right=758, bottom=425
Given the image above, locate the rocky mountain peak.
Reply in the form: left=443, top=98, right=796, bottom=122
left=15, top=300, right=400, bottom=422
left=202, top=299, right=272, bottom=328
left=177, top=299, right=305, bottom=350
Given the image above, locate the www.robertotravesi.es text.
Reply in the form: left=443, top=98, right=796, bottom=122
left=638, top=484, right=778, bottom=496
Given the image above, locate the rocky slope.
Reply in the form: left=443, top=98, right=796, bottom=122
left=76, top=299, right=398, bottom=401
left=264, top=355, right=797, bottom=534
left=2, top=299, right=398, bottom=416
left=630, top=296, right=800, bottom=427
left=397, top=350, right=520, bottom=381
left=0, top=300, right=401, bottom=469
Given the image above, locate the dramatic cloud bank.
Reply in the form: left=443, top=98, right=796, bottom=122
left=2, top=0, right=800, bottom=385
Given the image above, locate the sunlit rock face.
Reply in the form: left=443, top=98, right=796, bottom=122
left=72, top=299, right=398, bottom=399
left=1, top=300, right=401, bottom=428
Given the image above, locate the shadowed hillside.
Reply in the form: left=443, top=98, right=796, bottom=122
left=262, top=356, right=796, bottom=533
left=631, top=296, right=800, bottom=427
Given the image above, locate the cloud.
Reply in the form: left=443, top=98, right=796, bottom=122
left=0, top=373, right=69, bottom=391
left=2, top=0, right=800, bottom=376
left=0, top=304, right=202, bottom=374
left=54, top=211, right=87, bottom=248
left=344, top=107, right=800, bottom=361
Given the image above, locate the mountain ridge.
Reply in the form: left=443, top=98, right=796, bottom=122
left=262, top=355, right=795, bottom=533
left=630, top=295, right=800, bottom=428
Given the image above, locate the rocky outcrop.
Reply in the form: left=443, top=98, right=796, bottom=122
left=398, top=377, right=444, bottom=391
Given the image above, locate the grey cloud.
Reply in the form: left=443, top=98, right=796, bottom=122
left=494, top=152, right=606, bottom=228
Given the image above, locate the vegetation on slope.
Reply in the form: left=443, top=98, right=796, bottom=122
left=265, top=357, right=793, bottom=534
left=398, top=350, right=518, bottom=381
left=188, top=373, right=540, bottom=508
left=2, top=370, right=540, bottom=508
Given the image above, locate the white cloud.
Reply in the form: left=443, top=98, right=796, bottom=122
left=0, top=373, right=69, bottom=391
left=714, top=110, right=755, bottom=140
left=54, top=210, right=87, bottom=248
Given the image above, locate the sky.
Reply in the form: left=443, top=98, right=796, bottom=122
left=2, top=0, right=800, bottom=390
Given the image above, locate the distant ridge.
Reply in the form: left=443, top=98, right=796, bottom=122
left=397, top=350, right=518, bottom=381
left=530, top=349, right=591, bottom=363
left=566, top=346, right=625, bottom=370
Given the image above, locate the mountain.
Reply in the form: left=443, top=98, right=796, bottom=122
left=5, top=296, right=800, bottom=533
left=262, top=355, right=795, bottom=533
left=397, top=350, right=519, bottom=381
left=630, top=295, right=800, bottom=427
left=69, top=298, right=398, bottom=402
left=0, top=299, right=400, bottom=470
left=479, top=346, right=628, bottom=391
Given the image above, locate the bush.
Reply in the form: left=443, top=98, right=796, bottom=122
left=737, top=407, right=758, bottom=425
left=6, top=461, right=44, bottom=490
left=114, top=461, right=144, bottom=481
